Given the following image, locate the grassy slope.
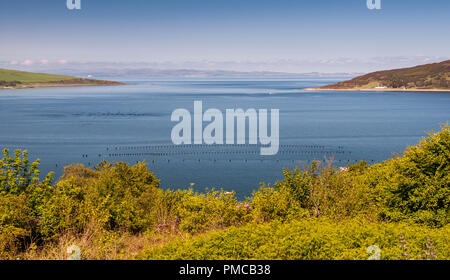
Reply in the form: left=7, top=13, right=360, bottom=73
left=317, top=60, right=450, bottom=90
left=0, top=68, right=124, bottom=88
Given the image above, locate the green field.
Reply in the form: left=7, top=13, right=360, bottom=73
left=0, top=69, right=78, bottom=83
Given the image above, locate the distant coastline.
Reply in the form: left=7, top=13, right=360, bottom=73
left=1, top=80, right=125, bottom=90
left=305, top=87, right=450, bottom=92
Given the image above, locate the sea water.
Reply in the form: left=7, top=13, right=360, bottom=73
left=1, top=77, right=449, bottom=198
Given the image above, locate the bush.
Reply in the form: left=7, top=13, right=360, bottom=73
left=168, top=189, right=251, bottom=234
left=38, top=161, right=163, bottom=239
left=251, top=184, right=305, bottom=222
left=0, top=149, right=53, bottom=258
left=0, top=194, right=33, bottom=258
left=364, top=124, right=450, bottom=226
left=264, top=160, right=374, bottom=221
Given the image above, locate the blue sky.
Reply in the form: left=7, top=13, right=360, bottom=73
left=0, top=0, right=449, bottom=72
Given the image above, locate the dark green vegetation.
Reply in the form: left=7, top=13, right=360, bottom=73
left=0, top=125, right=449, bottom=260
left=143, top=219, right=449, bottom=260
left=0, top=69, right=124, bottom=88
left=319, top=60, right=450, bottom=90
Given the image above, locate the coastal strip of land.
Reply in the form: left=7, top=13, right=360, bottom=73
left=0, top=68, right=125, bottom=89
left=304, top=87, right=450, bottom=92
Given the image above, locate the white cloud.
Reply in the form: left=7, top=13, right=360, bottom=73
left=1, top=56, right=448, bottom=74
left=21, top=59, right=33, bottom=65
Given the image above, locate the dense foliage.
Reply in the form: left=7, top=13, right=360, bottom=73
left=141, top=219, right=449, bottom=260
left=0, top=125, right=449, bottom=260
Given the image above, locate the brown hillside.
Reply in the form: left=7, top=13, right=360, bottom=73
left=320, top=60, right=450, bottom=90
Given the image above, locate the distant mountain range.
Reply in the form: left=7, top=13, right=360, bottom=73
left=85, top=68, right=357, bottom=78
left=312, top=60, right=450, bottom=91
left=0, top=61, right=361, bottom=79
left=35, top=68, right=358, bottom=79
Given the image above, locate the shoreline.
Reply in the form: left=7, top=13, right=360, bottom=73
left=304, top=87, right=450, bottom=92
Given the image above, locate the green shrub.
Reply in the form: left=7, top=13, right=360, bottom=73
left=0, top=194, right=34, bottom=258
left=89, top=161, right=162, bottom=232
left=0, top=149, right=53, bottom=258
left=251, top=184, right=305, bottom=222
left=275, top=167, right=311, bottom=207
left=38, top=161, right=163, bottom=238
left=364, top=124, right=450, bottom=226
left=0, top=149, right=53, bottom=195
left=267, top=161, right=374, bottom=220
left=168, top=189, right=251, bottom=234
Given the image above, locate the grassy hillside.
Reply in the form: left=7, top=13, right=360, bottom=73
left=318, top=60, right=450, bottom=90
left=0, top=68, right=124, bottom=88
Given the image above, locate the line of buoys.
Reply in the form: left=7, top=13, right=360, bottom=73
left=103, top=158, right=372, bottom=163
left=109, top=144, right=339, bottom=151
left=107, top=149, right=348, bottom=158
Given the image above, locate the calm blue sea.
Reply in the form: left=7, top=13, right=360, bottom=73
left=1, top=77, right=449, bottom=198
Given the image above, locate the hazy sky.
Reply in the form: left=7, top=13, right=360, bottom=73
left=0, top=0, right=449, bottom=72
